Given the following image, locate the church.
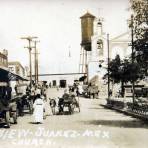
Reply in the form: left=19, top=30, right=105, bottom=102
left=79, top=11, right=132, bottom=97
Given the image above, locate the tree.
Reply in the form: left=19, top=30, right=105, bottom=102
left=108, top=55, right=122, bottom=84
left=104, top=55, right=142, bottom=98
left=122, top=58, right=142, bottom=83
left=104, top=55, right=125, bottom=97
left=130, top=0, right=148, bottom=76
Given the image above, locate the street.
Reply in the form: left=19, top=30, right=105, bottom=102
left=0, top=0, right=147, bottom=147
left=0, top=88, right=148, bottom=148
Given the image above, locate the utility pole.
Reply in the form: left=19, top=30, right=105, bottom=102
left=107, top=33, right=110, bottom=99
left=32, top=40, right=40, bottom=85
left=21, top=36, right=38, bottom=87
left=131, top=14, right=135, bottom=103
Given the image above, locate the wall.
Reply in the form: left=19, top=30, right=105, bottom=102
left=39, top=74, right=84, bottom=87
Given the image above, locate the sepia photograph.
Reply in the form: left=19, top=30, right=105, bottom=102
left=0, top=0, right=147, bottom=147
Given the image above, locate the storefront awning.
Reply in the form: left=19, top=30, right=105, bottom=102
left=0, top=67, right=28, bottom=82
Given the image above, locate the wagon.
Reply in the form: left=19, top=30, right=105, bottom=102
left=0, top=67, right=28, bottom=128
left=58, top=95, right=80, bottom=114
left=0, top=86, right=18, bottom=127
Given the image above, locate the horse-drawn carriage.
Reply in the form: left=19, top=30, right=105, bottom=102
left=0, top=67, right=28, bottom=128
left=0, top=91, right=18, bottom=128
left=58, top=93, right=80, bottom=115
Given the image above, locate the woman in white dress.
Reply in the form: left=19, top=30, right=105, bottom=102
left=33, top=94, right=44, bottom=123
left=43, top=97, right=53, bottom=116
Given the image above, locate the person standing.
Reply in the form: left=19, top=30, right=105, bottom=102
left=33, top=94, right=44, bottom=124
left=35, top=86, right=41, bottom=96
left=14, top=85, right=18, bottom=95
left=31, top=86, right=35, bottom=103
left=6, top=85, right=12, bottom=100
left=50, top=98, right=56, bottom=115
left=109, top=89, right=112, bottom=97
left=76, top=87, right=80, bottom=97
left=58, top=97, right=64, bottom=114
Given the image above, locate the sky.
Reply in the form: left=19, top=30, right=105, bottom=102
left=0, top=0, right=130, bottom=74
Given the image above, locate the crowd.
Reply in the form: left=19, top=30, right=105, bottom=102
left=24, top=84, right=55, bottom=124
left=0, top=81, right=82, bottom=128
left=18, top=83, right=80, bottom=124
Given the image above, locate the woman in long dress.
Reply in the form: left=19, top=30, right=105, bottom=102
left=46, top=98, right=54, bottom=116
left=33, top=94, right=44, bottom=123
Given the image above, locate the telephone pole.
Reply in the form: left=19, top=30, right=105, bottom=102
left=32, top=40, right=40, bottom=85
left=21, top=36, right=38, bottom=87
left=107, top=33, right=110, bottom=99
left=131, top=14, right=135, bottom=103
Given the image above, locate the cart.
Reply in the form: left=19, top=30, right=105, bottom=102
left=58, top=95, right=80, bottom=114
left=0, top=67, right=28, bottom=128
left=0, top=84, right=18, bottom=127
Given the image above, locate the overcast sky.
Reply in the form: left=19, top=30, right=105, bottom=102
left=0, top=0, right=130, bottom=74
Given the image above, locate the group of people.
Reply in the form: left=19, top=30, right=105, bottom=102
left=22, top=82, right=81, bottom=124
left=25, top=84, right=56, bottom=124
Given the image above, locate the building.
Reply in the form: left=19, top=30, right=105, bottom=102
left=39, top=73, right=84, bottom=88
left=8, top=61, right=27, bottom=94
left=84, top=12, right=132, bottom=97
left=110, top=32, right=132, bottom=59
left=0, top=49, right=8, bottom=87
left=8, top=61, right=25, bottom=77
left=0, top=49, right=8, bottom=68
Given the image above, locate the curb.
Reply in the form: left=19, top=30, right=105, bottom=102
left=101, top=104, right=148, bottom=122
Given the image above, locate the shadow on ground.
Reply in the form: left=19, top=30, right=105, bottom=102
left=80, top=119, right=148, bottom=128
left=0, top=123, right=5, bottom=128
left=88, top=107, right=109, bottom=110
left=0, top=123, right=11, bottom=128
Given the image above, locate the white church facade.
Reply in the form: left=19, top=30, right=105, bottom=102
left=89, top=16, right=132, bottom=78
left=88, top=17, right=132, bottom=97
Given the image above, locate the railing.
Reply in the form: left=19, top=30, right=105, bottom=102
left=106, top=98, right=148, bottom=116
left=127, top=101, right=148, bottom=116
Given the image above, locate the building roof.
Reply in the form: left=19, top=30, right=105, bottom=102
left=8, top=61, right=24, bottom=69
left=80, top=11, right=96, bottom=19
left=8, top=61, right=25, bottom=75
left=8, top=61, right=21, bottom=65
left=110, top=31, right=131, bottom=43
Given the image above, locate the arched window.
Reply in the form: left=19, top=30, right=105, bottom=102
left=97, top=39, right=103, bottom=56
left=97, top=39, right=103, bottom=49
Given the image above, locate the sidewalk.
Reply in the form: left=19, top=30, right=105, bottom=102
left=100, top=100, right=148, bottom=122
